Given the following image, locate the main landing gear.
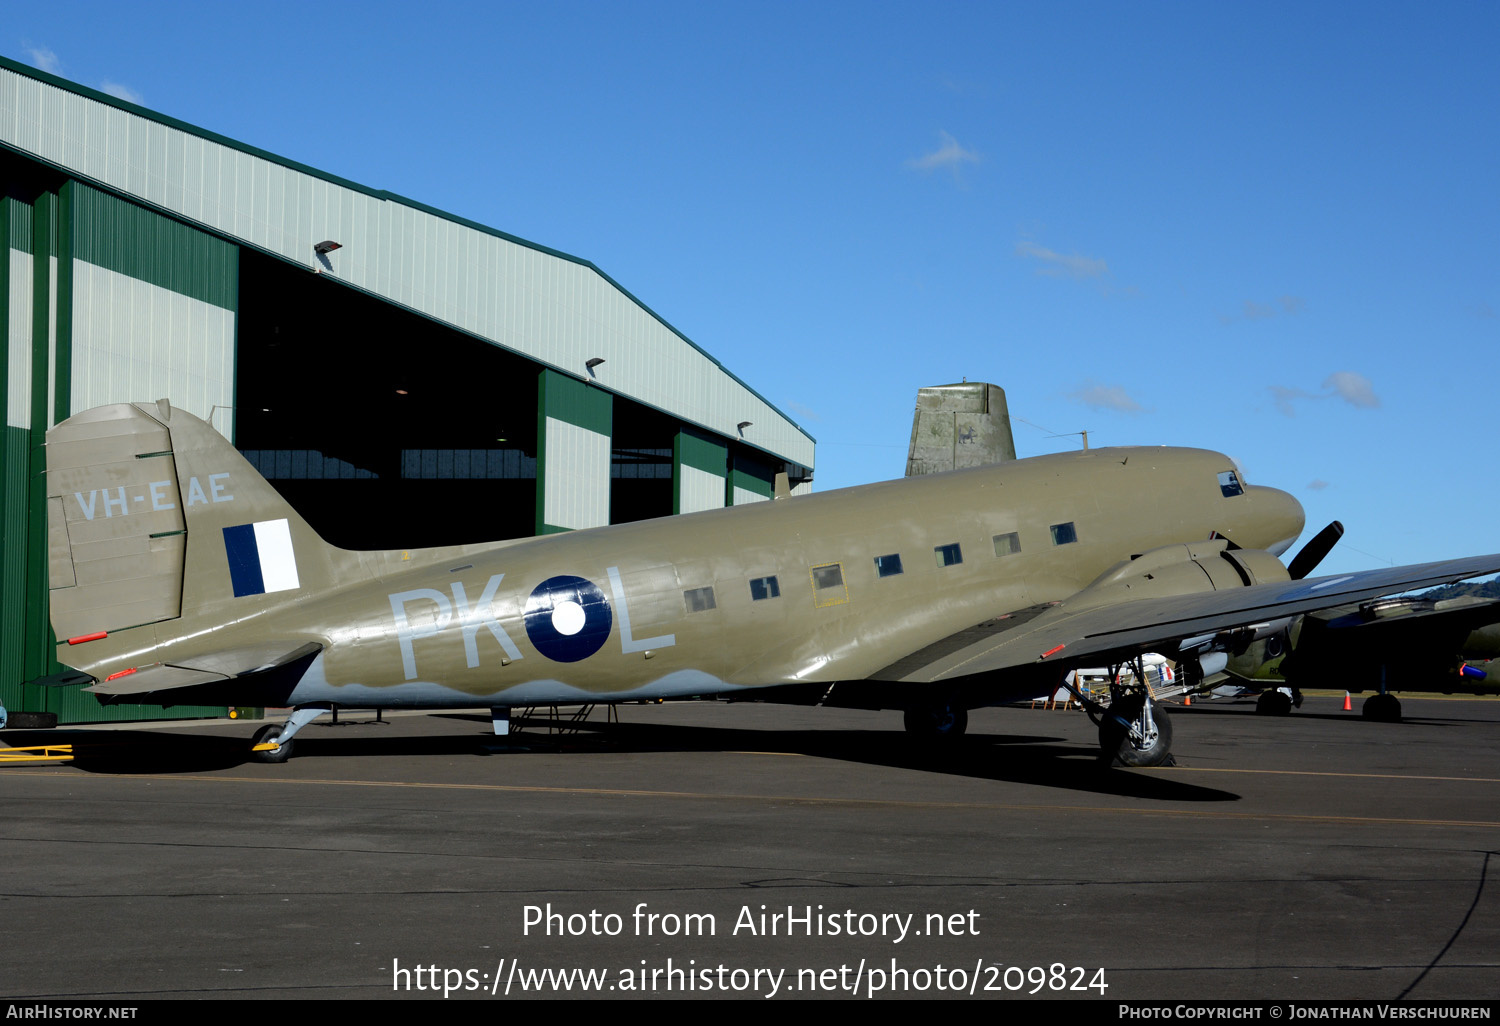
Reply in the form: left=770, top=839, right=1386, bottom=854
left=249, top=705, right=331, bottom=763
left=1254, top=688, right=1303, bottom=715
left=1362, top=692, right=1402, bottom=722
left=902, top=702, right=968, bottom=740
left=1066, top=656, right=1176, bottom=768
left=1098, top=692, right=1174, bottom=767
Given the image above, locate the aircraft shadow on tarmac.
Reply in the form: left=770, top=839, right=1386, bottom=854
left=1169, top=701, right=1500, bottom=725
left=1, top=713, right=1240, bottom=802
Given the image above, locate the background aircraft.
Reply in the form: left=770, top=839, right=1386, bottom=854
left=28, top=398, right=1500, bottom=767
left=1220, top=595, right=1500, bottom=720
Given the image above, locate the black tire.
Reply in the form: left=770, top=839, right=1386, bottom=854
left=903, top=704, right=968, bottom=739
left=2, top=710, right=58, bottom=729
left=1361, top=693, right=1402, bottom=722
left=1100, top=694, right=1173, bottom=767
left=251, top=723, right=294, bottom=763
left=1255, top=690, right=1293, bottom=716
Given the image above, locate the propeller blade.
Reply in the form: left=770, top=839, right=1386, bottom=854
left=1287, top=521, right=1344, bottom=580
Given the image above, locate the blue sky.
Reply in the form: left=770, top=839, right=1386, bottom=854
left=13, top=2, right=1498, bottom=575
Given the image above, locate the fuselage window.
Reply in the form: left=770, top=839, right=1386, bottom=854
left=1050, top=522, right=1078, bottom=546
left=874, top=553, right=904, bottom=577
left=1218, top=470, right=1245, bottom=497
left=934, top=543, right=963, bottom=567
left=810, top=563, right=849, bottom=607
left=993, top=532, right=1020, bottom=556
left=749, top=575, right=781, bottom=600
left=684, top=586, right=717, bottom=613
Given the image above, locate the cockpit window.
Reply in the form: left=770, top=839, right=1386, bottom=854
left=1218, top=471, right=1244, bottom=498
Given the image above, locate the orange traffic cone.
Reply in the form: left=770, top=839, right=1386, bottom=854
left=1342, top=692, right=1352, bottom=711
left=1183, top=693, right=1191, bottom=706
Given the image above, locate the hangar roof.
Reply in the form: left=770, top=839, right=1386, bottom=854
left=0, top=56, right=814, bottom=472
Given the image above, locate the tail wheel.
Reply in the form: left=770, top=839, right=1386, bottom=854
left=1100, top=694, right=1173, bottom=767
left=251, top=724, right=294, bottom=763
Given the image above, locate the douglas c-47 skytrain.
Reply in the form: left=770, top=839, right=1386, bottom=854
left=29, top=399, right=1500, bottom=766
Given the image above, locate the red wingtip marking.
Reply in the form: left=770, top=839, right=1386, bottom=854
left=1041, top=644, right=1066, bottom=659
left=104, top=667, right=137, bottom=681
left=67, top=631, right=108, bottom=645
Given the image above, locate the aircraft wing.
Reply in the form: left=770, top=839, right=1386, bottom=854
left=871, top=554, right=1500, bottom=684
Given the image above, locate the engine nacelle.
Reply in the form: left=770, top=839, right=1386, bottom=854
left=1080, top=539, right=1291, bottom=605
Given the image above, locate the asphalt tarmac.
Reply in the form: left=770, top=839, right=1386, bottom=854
left=1, top=694, right=1497, bottom=1001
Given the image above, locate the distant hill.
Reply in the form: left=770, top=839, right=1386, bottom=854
left=1418, top=577, right=1500, bottom=602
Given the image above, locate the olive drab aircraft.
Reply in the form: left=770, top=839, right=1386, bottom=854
left=29, top=399, right=1500, bottom=766
left=1218, top=595, right=1500, bottom=721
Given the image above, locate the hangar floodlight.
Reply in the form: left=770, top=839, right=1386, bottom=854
left=313, top=240, right=342, bottom=254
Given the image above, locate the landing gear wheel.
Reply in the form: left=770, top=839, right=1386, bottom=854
left=903, top=704, right=968, bottom=739
left=1256, top=690, right=1293, bottom=716
left=1361, top=693, right=1402, bottom=722
left=1100, top=694, right=1173, bottom=767
left=251, top=723, right=293, bottom=763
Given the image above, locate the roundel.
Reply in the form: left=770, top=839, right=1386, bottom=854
left=523, top=575, right=613, bottom=662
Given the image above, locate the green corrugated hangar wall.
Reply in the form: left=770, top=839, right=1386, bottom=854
left=2, top=164, right=236, bottom=723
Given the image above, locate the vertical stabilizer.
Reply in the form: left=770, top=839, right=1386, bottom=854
left=46, top=402, right=341, bottom=643
left=905, top=382, right=1016, bottom=476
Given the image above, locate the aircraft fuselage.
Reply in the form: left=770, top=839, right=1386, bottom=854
left=58, top=441, right=1303, bottom=710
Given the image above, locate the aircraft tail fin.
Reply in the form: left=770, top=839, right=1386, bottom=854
left=905, top=381, right=1017, bottom=476
left=46, top=400, right=343, bottom=643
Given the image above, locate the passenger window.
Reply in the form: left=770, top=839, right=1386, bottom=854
left=1218, top=470, right=1244, bottom=497
left=683, top=586, right=716, bottom=613
left=810, top=563, right=848, bottom=607
left=992, top=532, right=1020, bottom=556
left=874, top=554, right=903, bottom=577
left=1050, top=522, right=1078, bottom=546
left=934, top=543, right=962, bottom=567
left=749, top=576, right=780, bottom=600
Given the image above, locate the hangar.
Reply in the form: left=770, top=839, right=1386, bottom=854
left=0, top=56, right=814, bottom=724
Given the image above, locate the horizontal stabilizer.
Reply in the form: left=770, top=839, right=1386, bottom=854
left=84, top=642, right=323, bottom=696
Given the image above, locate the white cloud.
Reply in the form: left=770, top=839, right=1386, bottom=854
left=1220, top=294, right=1305, bottom=324
left=1269, top=372, right=1379, bottom=416
left=784, top=400, right=821, bottom=423
left=1322, top=371, right=1379, bottom=409
left=1015, top=240, right=1108, bottom=279
left=907, top=130, right=979, bottom=174
left=100, top=81, right=143, bottom=104
left=1269, top=385, right=1309, bottom=416
left=1068, top=382, right=1143, bottom=413
left=25, top=46, right=60, bottom=74
left=19, top=46, right=143, bottom=105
